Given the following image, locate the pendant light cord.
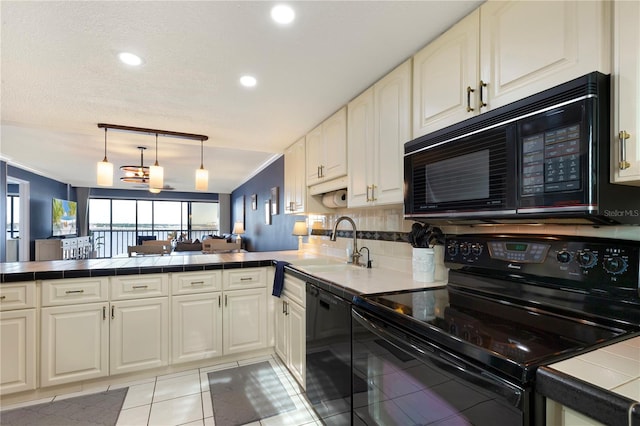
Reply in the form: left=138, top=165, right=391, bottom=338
left=154, top=133, right=160, bottom=166
left=200, top=138, right=205, bottom=169
left=103, top=128, right=108, bottom=162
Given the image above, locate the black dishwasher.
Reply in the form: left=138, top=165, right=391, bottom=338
left=305, top=282, right=355, bottom=425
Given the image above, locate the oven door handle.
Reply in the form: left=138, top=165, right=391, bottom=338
left=352, top=307, right=524, bottom=410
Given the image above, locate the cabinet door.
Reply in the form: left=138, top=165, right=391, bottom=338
left=612, top=0, right=640, bottom=185
left=284, top=138, right=307, bottom=214
left=413, top=9, right=479, bottom=138
left=287, top=300, right=306, bottom=389
left=0, top=309, right=36, bottom=394
left=110, top=297, right=169, bottom=375
left=480, top=0, right=610, bottom=111
left=347, top=88, right=375, bottom=208
left=306, top=125, right=324, bottom=186
left=374, top=59, right=411, bottom=205
left=41, top=303, right=108, bottom=387
left=274, top=298, right=287, bottom=361
left=223, top=288, right=267, bottom=355
left=322, top=107, right=348, bottom=181
left=172, top=293, right=222, bottom=364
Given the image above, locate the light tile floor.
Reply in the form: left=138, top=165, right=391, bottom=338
left=1, top=354, right=323, bottom=426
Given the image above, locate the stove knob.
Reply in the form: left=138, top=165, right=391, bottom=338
left=471, top=243, right=483, bottom=256
left=447, top=243, right=459, bottom=257
left=603, top=256, right=628, bottom=275
left=460, top=243, right=471, bottom=256
left=556, top=250, right=572, bottom=263
left=576, top=251, right=597, bottom=268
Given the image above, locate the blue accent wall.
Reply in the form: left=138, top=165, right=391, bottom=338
left=7, top=165, right=76, bottom=260
left=231, top=156, right=303, bottom=252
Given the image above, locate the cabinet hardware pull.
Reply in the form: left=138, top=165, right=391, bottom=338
left=479, top=80, right=487, bottom=108
left=0, top=296, right=6, bottom=300
left=132, top=285, right=148, bottom=289
left=190, top=281, right=204, bottom=286
left=371, top=185, right=377, bottom=201
left=65, top=289, right=85, bottom=294
left=103, top=306, right=106, bottom=320
left=225, top=295, right=228, bottom=306
left=240, top=277, right=252, bottom=281
left=619, top=130, right=631, bottom=170
left=111, top=305, right=115, bottom=320
left=317, top=165, right=321, bottom=178
left=282, top=300, right=286, bottom=314
left=218, top=295, right=221, bottom=308
left=466, top=86, right=475, bottom=112
left=320, top=165, right=324, bottom=178
left=366, top=185, right=371, bottom=202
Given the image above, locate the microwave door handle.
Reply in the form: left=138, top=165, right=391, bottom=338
left=619, top=130, right=631, bottom=170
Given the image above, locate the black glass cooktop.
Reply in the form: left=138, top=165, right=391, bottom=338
left=354, top=285, right=628, bottom=381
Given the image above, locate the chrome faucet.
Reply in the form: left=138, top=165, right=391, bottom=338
left=330, top=216, right=361, bottom=266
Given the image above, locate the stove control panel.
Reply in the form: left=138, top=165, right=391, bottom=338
left=445, top=234, right=640, bottom=298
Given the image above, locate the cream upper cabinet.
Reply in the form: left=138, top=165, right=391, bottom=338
left=413, top=10, right=479, bottom=137
left=413, top=1, right=610, bottom=138
left=611, top=0, right=640, bottom=186
left=306, top=107, right=347, bottom=186
left=479, top=0, right=610, bottom=111
left=284, top=137, right=306, bottom=214
left=349, top=60, right=411, bottom=207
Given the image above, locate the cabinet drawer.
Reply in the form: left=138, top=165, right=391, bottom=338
left=171, top=271, right=222, bottom=295
left=110, top=274, right=168, bottom=300
left=0, top=282, right=36, bottom=311
left=282, top=275, right=305, bottom=308
left=223, top=268, right=266, bottom=290
left=42, top=278, right=108, bottom=306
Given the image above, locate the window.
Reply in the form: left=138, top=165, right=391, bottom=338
left=6, top=195, right=19, bottom=238
left=88, top=198, right=219, bottom=258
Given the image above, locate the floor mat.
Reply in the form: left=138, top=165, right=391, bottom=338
left=208, top=361, right=296, bottom=425
left=0, top=387, right=128, bottom=426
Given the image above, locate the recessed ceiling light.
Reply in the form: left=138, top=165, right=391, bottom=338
left=240, top=75, right=257, bottom=88
left=118, top=52, right=142, bottom=66
left=271, top=4, right=295, bottom=25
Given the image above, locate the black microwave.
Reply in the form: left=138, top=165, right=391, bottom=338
left=404, top=72, right=640, bottom=225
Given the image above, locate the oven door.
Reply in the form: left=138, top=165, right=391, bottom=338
left=404, top=124, right=517, bottom=218
left=352, top=307, right=526, bottom=426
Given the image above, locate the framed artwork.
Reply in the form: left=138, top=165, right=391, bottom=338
left=251, top=194, right=257, bottom=210
left=270, top=186, right=279, bottom=215
left=265, top=200, right=272, bottom=225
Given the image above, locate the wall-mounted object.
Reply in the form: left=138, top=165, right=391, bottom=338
left=271, top=187, right=279, bottom=215
left=251, top=194, right=257, bottom=210
left=265, top=200, right=272, bottom=225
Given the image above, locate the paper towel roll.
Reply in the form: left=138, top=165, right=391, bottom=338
left=322, top=190, right=348, bottom=208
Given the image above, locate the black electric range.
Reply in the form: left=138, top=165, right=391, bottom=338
left=351, top=234, right=640, bottom=425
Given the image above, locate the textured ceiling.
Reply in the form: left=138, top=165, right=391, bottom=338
left=1, top=1, right=481, bottom=194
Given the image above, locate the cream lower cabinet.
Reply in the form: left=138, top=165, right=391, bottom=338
left=546, top=398, right=604, bottom=426
left=611, top=0, right=640, bottom=185
left=274, top=274, right=306, bottom=388
left=171, top=271, right=223, bottom=364
left=222, top=268, right=268, bottom=355
left=0, top=282, right=36, bottom=394
left=41, top=302, right=109, bottom=387
left=109, top=297, right=169, bottom=375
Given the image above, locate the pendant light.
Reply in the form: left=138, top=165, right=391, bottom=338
left=149, top=133, right=164, bottom=192
left=195, top=138, right=208, bottom=191
left=96, top=128, right=114, bottom=186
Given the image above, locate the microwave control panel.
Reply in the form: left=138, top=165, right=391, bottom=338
left=445, top=234, right=640, bottom=298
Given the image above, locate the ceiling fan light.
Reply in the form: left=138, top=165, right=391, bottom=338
left=148, top=186, right=162, bottom=194
left=97, top=159, right=113, bottom=187
left=195, top=167, right=208, bottom=191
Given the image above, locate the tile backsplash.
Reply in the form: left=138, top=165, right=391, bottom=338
left=300, top=205, right=640, bottom=273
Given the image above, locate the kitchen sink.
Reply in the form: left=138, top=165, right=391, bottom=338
left=296, top=263, right=356, bottom=273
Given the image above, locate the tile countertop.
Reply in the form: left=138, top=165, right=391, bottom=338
left=537, top=336, right=640, bottom=426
